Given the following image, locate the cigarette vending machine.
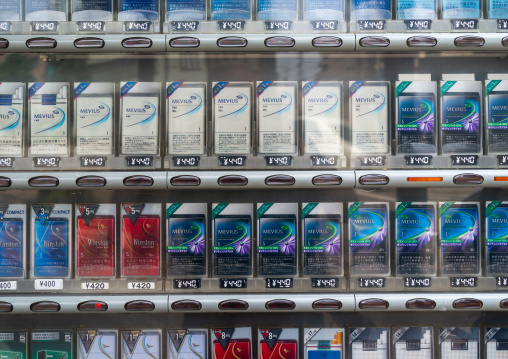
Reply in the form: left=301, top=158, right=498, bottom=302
left=1, top=0, right=508, bottom=358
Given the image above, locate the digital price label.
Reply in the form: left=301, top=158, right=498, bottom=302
left=220, top=278, right=247, bottom=289
left=218, top=21, right=245, bottom=31
left=34, top=157, right=60, bottom=167
left=265, top=156, right=292, bottom=166
left=77, top=21, right=105, bottom=32
left=126, top=156, right=153, bottom=167
left=173, top=156, right=200, bottom=167
left=124, top=21, right=152, bottom=32
left=358, top=277, right=385, bottom=288
left=80, top=157, right=107, bottom=167
left=311, top=278, right=339, bottom=288
left=264, top=20, right=293, bottom=31
left=31, top=21, right=58, bottom=32
left=266, top=278, right=293, bottom=289
left=219, top=156, right=246, bottom=167
left=173, top=279, right=201, bottom=289
left=171, top=21, right=199, bottom=31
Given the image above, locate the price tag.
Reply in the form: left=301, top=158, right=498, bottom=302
left=0, top=21, right=11, bottom=31
left=310, top=156, right=337, bottom=166
left=451, top=19, right=478, bottom=30
left=357, top=20, right=385, bottom=30
left=34, top=157, right=60, bottom=167
left=405, top=155, right=432, bottom=166
left=219, top=156, right=246, bottom=167
left=77, top=21, right=105, bottom=32
left=264, top=156, right=293, bottom=166
left=34, top=279, right=63, bottom=290
left=81, top=282, right=109, bottom=290
left=310, top=20, right=339, bottom=31
left=404, top=277, right=432, bottom=288
left=404, top=20, right=432, bottom=30
left=0, top=281, right=17, bottom=291
left=450, top=155, right=478, bottom=166
left=497, top=277, right=508, bottom=287
left=0, top=157, right=13, bottom=167
left=124, top=21, right=152, bottom=32
left=171, top=21, right=199, bottom=32
left=173, top=156, right=200, bottom=167
left=31, top=21, right=58, bottom=32
left=497, top=155, right=508, bottom=165
left=218, top=21, right=245, bottom=31
left=80, top=157, right=107, bottom=167
left=128, top=282, right=155, bottom=290
left=450, top=277, right=477, bottom=287
left=220, top=278, right=247, bottom=289
left=497, top=19, right=508, bottom=29
left=358, top=277, right=385, bottom=288
left=358, top=156, right=385, bottom=166
left=311, top=278, right=339, bottom=288
left=173, top=279, right=201, bottom=289
left=266, top=278, right=293, bottom=289
left=126, top=156, right=153, bottom=167
left=264, top=20, right=293, bottom=31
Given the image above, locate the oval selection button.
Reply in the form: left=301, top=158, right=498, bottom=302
left=312, top=299, right=342, bottom=310
left=454, top=36, right=485, bottom=47
left=359, top=298, right=389, bottom=310
left=0, top=302, right=14, bottom=313
left=0, top=302, right=13, bottom=312
left=217, top=37, right=247, bottom=47
left=76, top=176, right=107, bottom=187
left=359, top=36, right=389, bottom=47
left=26, top=38, right=57, bottom=49
left=122, top=37, right=152, bottom=48
left=503, top=37, right=508, bottom=46
left=77, top=301, right=108, bottom=311
left=74, top=37, right=105, bottom=48
left=312, top=36, right=342, bottom=47
left=123, top=175, right=153, bottom=187
left=406, top=298, right=436, bottom=310
left=265, top=299, right=295, bottom=310
left=359, top=174, right=389, bottom=185
left=169, top=37, right=200, bottom=48
left=265, top=36, right=295, bottom=47
left=218, top=300, right=249, bottom=310
left=124, top=300, right=154, bottom=311
left=170, top=175, right=201, bottom=186
left=265, top=175, right=295, bottom=186
left=500, top=299, right=508, bottom=308
left=218, top=175, right=248, bottom=186
left=0, top=38, right=9, bottom=49
left=0, top=176, right=11, bottom=187
left=453, top=174, right=484, bottom=185
left=29, top=176, right=59, bottom=187
left=171, top=300, right=202, bottom=311
left=30, top=301, right=61, bottom=312
left=453, top=298, right=483, bottom=309
left=312, top=175, right=342, bottom=186
left=407, top=36, right=437, bottom=47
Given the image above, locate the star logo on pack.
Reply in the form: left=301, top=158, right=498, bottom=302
left=260, top=329, right=282, bottom=351
left=78, top=204, right=100, bottom=226
left=122, top=203, right=145, bottom=225
left=213, top=329, right=235, bottom=350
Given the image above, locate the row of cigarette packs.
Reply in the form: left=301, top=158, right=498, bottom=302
left=0, top=201, right=506, bottom=279
left=3, top=0, right=508, bottom=23
left=0, top=327, right=506, bottom=359
left=0, top=76, right=507, bottom=161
